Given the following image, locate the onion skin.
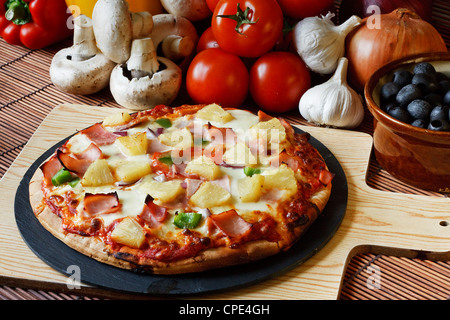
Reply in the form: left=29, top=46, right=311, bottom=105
left=345, top=9, right=447, bottom=92
left=338, top=0, right=433, bottom=23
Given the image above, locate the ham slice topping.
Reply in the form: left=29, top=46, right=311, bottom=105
left=319, top=169, right=334, bottom=185
left=205, top=125, right=237, bottom=145
left=272, top=151, right=299, bottom=172
left=40, top=155, right=63, bottom=186
left=210, top=209, right=252, bottom=238
left=81, top=123, right=118, bottom=146
left=139, top=197, right=168, bottom=228
left=83, top=192, right=121, bottom=216
left=57, top=143, right=102, bottom=176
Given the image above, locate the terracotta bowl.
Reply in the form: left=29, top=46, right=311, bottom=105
left=365, top=52, right=450, bottom=193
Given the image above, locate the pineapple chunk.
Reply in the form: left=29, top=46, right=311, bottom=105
left=139, top=178, right=185, bottom=204
left=110, top=217, right=145, bottom=248
left=196, top=103, right=234, bottom=123
left=112, top=159, right=152, bottom=183
left=81, top=159, right=115, bottom=186
left=102, top=111, right=132, bottom=126
left=262, top=164, right=298, bottom=197
left=250, top=117, right=286, bottom=145
left=185, top=155, right=222, bottom=180
left=158, top=127, right=193, bottom=150
left=238, top=174, right=264, bottom=202
left=189, top=181, right=231, bottom=208
left=222, top=142, right=257, bottom=166
left=117, top=132, right=148, bottom=156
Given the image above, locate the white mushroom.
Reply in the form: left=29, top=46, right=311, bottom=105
left=109, top=37, right=182, bottom=110
left=160, top=0, right=211, bottom=21
left=91, top=0, right=154, bottom=64
left=131, top=11, right=153, bottom=38
left=50, top=15, right=115, bottom=95
left=150, top=14, right=199, bottom=69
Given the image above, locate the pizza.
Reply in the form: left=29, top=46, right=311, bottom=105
left=29, top=103, right=333, bottom=274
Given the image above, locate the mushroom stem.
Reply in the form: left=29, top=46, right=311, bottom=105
left=131, top=11, right=153, bottom=38
left=127, top=37, right=160, bottom=77
left=161, top=35, right=194, bottom=60
left=71, top=15, right=97, bottom=61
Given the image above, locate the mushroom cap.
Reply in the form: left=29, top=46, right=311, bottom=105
left=160, top=0, right=211, bottom=21
left=150, top=14, right=199, bottom=48
left=50, top=48, right=116, bottom=95
left=92, top=0, right=132, bottom=64
left=150, top=14, right=199, bottom=70
left=109, top=57, right=182, bottom=110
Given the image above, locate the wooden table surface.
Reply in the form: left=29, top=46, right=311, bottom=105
left=0, top=1, right=450, bottom=301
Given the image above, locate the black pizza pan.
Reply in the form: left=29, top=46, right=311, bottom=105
left=14, top=126, right=348, bottom=296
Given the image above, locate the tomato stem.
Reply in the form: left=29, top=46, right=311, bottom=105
left=216, top=3, right=258, bottom=35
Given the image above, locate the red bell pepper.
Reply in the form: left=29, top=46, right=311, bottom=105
left=0, top=0, right=73, bottom=49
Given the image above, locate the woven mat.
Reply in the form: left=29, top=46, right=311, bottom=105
left=1, top=1, right=449, bottom=300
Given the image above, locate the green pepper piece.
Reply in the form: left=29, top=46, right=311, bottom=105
left=194, top=138, right=210, bottom=147
left=158, top=155, right=174, bottom=165
left=155, top=118, right=172, bottom=128
left=51, top=168, right=73, bottom=186
left=173, top=212, right=202, bottom=229
left=243, top=167, right=261, bottom=177
left=68, top=177, right=80, bottom=188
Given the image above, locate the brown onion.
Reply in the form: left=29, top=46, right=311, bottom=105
left=339, top=0, right=433, bottom=23
left=345, top=8, right=447, bottom=92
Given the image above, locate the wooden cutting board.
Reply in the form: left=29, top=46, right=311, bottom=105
left=1, top=104, right=449, bottom=300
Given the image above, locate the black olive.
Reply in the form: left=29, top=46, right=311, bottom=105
left=443, top=90, right=450, bottom=106
left=436, top=72, right=449, bottom=82
left=425, top=93, right=443, bottom=106
left=407, top=99, right=432, bottom=120
left=380, top=82, right=401, bottom=104
left=411, top=119, right=427, bottom=128
left=396, top=84, right=422, bottom=107
left=430, top=105, right=449, bottom=122
left=413, top=62, right=436, bottom=75
left=388, top=106, right=412, bottom=123
left=382, top=102, right=397, bottom=113
left=411, top=73, right=439, bottom=94
left=428, top=119, right=450, bottom=131
left=439, top=80, right=450, bottom=94
left=393, top=70, right=413, bottom=87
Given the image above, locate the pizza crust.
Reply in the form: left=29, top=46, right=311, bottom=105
left=29, top=168, right=284, bottom=274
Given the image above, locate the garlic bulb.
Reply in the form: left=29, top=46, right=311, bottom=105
left=293, top=12, right=361, bottom=74
left=299, top=57, right=364, bottom=129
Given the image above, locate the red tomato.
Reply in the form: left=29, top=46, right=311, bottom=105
left=249, top=52, right=311, bottom=113
left=206, top=0, right=220, bottom=12
left=276, top=0, right=335, bottom=19
left=212, top=0, right=283, bottom=58
left=196, top=27, right=220, bottom=53
left=186, top=48, right=249, bottom=108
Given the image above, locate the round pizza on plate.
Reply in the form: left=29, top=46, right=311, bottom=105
left=29, top=103, right=333, bottom=274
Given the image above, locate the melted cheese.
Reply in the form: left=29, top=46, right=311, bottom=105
left=49, top=105, right=298, bottom=238
left=193, top=109, right=260, bottom=132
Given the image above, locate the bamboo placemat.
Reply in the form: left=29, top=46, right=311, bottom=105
left=1, top=1, right=449, bottom=300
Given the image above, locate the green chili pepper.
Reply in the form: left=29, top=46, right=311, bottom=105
left=51, top=168, right=74, bottom=186
left=173, top=212, right=202, bottom=229
left=243, top=167, right=261, bottom=177
left=155, top=118, right=172, bottom=128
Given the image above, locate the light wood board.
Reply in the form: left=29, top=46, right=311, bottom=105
left=1, top=104, right=449, bottom=300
